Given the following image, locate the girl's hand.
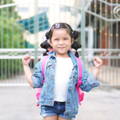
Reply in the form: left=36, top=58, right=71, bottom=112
left=93, top=56, right=103, bottom=68
left=90, top=57, right=103, bottom=78
left=22, top=55, right=31, bottom=66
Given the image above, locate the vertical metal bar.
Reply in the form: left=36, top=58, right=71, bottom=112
left=11, top=2, right=14, bottom=80
left=94, top=0, right=97, bottom=49
left=80, top=7, right=86, bottom=63
left=4, top=1, right=7, bottom=80
left=7, top=2, right=9, bottom=82
left=105, top=0, right=108, bottom=84
left=111, top=0, right=114, bottom=85
left=34, top=0, right=39, bottom=64
left=0, top=0, right=3, bottom=80
left=116, top=0, right=119, bottom=85
left=99, top=0, right=102, bottom=48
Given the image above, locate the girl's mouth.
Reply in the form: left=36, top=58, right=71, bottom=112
left=59, top=47, right=64, bottom=48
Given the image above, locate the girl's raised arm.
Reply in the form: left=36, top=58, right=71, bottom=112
left=22, top=55, right=34, bottom=88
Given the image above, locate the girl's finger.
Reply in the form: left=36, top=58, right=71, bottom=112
left=100, top=51, right=109, bottom=56
left=93, top=57, right=103, bottom=67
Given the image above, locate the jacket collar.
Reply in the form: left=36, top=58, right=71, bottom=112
left=48, top=51, right=78, bottom=67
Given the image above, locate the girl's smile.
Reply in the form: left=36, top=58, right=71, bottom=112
left=49, top=29, right=73, bottom=57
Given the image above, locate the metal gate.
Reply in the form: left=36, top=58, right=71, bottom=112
left=0, top=0, right=120, bottom=87
left=79, top=0, right=120, bottom=87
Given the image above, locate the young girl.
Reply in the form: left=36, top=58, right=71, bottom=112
left=22, top=23, right=103, bottom=120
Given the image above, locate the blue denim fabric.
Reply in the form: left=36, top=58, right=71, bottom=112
left=32, top=51, right=100, bottom=118
left=40, top=101, right=75, bottom=119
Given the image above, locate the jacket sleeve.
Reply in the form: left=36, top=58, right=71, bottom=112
left=32, top=61, right=44, bottom=88
left=80, top=64, right=100, bottom=92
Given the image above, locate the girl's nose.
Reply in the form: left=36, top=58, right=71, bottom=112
left=58, top=39, right=64, bottom=44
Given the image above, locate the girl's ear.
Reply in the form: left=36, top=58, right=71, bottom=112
left=71, top=39, right=74, bottom=44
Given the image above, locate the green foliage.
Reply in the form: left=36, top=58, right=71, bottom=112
left=0, top=0, right=19, bottom=19
left=0, top=0, right=13, bottom=4
left=0, top=0, right=29, bottom=79
left=0, top=17, right=25, bottom=48
left=0, top=59, right=23, bottom=79
left=0, top=16, right=25, bottom=79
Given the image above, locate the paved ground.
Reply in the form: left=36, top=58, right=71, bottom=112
left=98, top=66, right=120, bottom=86
left=0, top=86, right=120, bottom=120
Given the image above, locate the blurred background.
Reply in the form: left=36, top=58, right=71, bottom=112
left=0, top=0, right=120, bottom=87
left=0, top=0, right=120, bottom=120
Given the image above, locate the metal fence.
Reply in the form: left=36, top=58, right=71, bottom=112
left=0, top=0, right=120, bottom=87
left=79, top=0, right=120, bottom=87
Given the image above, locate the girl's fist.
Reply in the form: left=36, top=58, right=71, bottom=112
left=22, top=55, right=31, bottom=66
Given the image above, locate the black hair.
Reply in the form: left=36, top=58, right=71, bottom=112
left=71, top=41, right=81, bottom=57
left=45, top=23, right=80, bottom=41
left=71, top=41, right=81, bottom=51
left=40, top=40, right=52, bottom=49
left=40, top=40, right=52, bottom=56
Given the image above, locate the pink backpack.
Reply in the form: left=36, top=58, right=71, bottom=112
left=36, top=56, right=84, bottom=106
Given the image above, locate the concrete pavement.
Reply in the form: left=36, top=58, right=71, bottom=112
left=0, top=86, right=120, bottom=120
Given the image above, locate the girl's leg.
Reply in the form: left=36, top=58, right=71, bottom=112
left=44, top=115, right=58, bottom=120
left=58, top=116, right=71, bottom=120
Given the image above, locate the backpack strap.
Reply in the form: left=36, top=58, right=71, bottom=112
left=41, top=56, right=49, bottom=83
left=76, top=57, right=84, bottom=103
left=35, top=56, right=49, bottom=106
left=76, top=57, right=82, bottom=87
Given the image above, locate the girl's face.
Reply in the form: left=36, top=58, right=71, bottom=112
left=49, top=29, right=73, bottom=57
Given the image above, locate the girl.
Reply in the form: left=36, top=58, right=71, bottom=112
left=22, top=23, right=103, bottom=120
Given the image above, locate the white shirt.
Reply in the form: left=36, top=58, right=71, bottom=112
left=54, top=57, right=73, bottom=102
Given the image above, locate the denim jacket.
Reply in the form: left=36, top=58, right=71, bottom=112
left=32, top=51, right=100, bottom=118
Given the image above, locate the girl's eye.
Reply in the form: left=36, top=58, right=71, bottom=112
left=54, top=38, right=59, bottom=41
left=64, top=37, right=69, bottom=40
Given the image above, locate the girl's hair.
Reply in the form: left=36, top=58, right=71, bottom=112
left=71, top=41, right=81, bottom=51
left=40, top=40, right=52, bottom=56
left=40, top=40, right=52, bottom=49
left=71, top=41, right=81, bottom=57
left=45, top=23, right=80, bottom=41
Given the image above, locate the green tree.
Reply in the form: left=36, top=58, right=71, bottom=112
left=0, top=17, right=25, bottom=48
left=0, top=0, right=19, bottom=19
left=0, top=0, right=26, bottom=79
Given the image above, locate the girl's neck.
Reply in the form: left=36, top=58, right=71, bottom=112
left=56, top=53, right=69, bottom=58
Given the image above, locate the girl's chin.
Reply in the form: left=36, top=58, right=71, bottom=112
left=57, top=50, right=67, bottom=54
left=56, top=52, right=68, bottom=56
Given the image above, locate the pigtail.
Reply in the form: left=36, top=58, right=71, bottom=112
left=45, top=31, right=50, bottom=40
left=71, top=40, right=81, bottom=57
left=40, top=40, right=52, bottom=56
left=72, top=31, right=80, bottom=40
left=71, top=41, right=81, bottom=51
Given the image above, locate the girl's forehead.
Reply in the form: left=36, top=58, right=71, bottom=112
left=52, top=29, right=70, bottom=36
left=52, top=28, right=70, bottom=34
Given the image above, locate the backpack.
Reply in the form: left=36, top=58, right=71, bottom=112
left=36, top=56, right=84, bottom=106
